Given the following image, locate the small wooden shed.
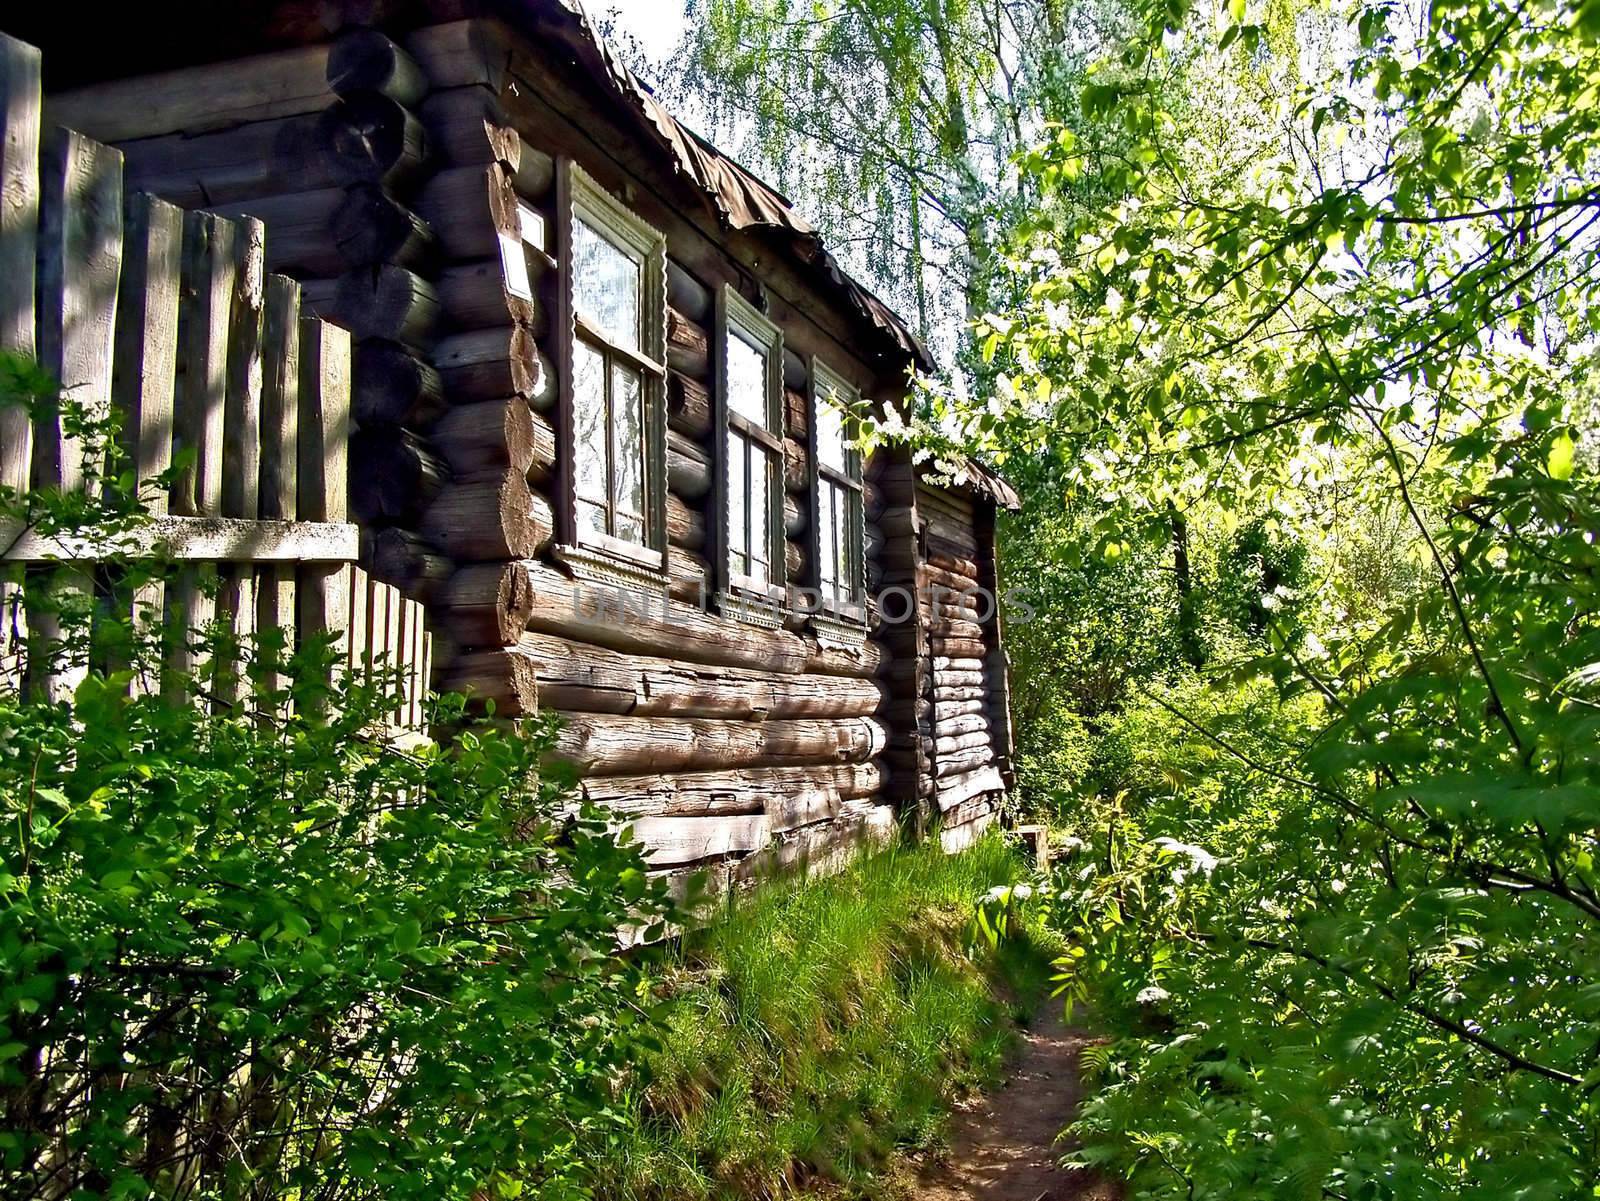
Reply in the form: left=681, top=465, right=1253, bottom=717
left=9, top=0, right=1019, bottom=887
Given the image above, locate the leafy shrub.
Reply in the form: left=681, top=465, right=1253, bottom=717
left=0, top=356, right=672, bottom=1199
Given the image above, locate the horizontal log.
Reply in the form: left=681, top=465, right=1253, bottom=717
left=404, top=19, right=511, bottom=91
left=332, top=184, right=436, bottom=269
left=932, top=668, right=988, bottom=690
left=349, top=426, right=449, bottom=525
left=785, top=539, right=805, bottom=582
left=931, top=636, right=988, bottom=659
left=935, top=743, right=995, bottom=778
left=585, top=761, right=883, bottom=819
left=49, top=46, right=334, bottom=143
left=926, top=617, right=985, bottom=641
left=118, top=114, right=338, bottom=208
left=668, top=545, right=711, bottom=605
left=666, top=259, right=711, bottom=322
left=552, top=712, right=888, bottom=776
left=804, top=637, right=885, bottom=679
left=416, top=84, right=504, bottom=165
left=332, top=265, right=438, bottom=346
left=327, top=29, right=428, bottom=105
left=927, top=543, right=981, bottom=578
left=936, top=764, right=1007, bottom=813
left=784, top=386, right=808, bottom=437
left=783, top=493, right=805, bottom=538
left=935, top=712, right=991, bottom=739
left=432, top=398, right=545, bottom=477
left=934, top=656, right=987, bottom=675
left=434, top=326, right=545, bottom=400
left=368, top=526, right=451, bottom=602
left=733, top=799, right=897, bottom=883
left=319, top=91, right=426, bottom=188
left=353, top=340, right=446, bottom=428
left=863, top=478, right=886, bottom=522
left=921, top=562, right=985, bottom=595
left=667, top=430, right=712, bottom=501
left=211, top=189, right=346, bottom=277
left=498, top=631, right=885, bottom=720
left=624, top=814, right=770, bottom=868
left=436, top=258, right=539, bottom=332
left=668, top=369, right=712, bottom=437
left=935, top=730, right=992, bottom=757
left=933, top=698, right=986, bottom=723
left=932, top=686, right=988, bottom=705
left=439, top=561, right=535, bottom=648
left=518, top=562, right=812, bottom=674
left=421, top=470, right=554, bottom=561
left=783, top=436, right=808, bottom=495
left=782, top=347, right=808, bottom=393
left=666, top=492, right=706, bottom=552
left=666, top=305, right=709, bottom=377
left=415, top=163, right=511, bottom=260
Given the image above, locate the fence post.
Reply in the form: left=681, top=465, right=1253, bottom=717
left=0, top=34, right=41, bottom=691
left=32, top=125, right=122, bottom=700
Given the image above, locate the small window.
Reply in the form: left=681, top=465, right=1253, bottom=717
left=717, top=287, right=785, bottom=607
left=812, top=360, right=866, bottom=619
left=556, top=162, right=667, bottom=576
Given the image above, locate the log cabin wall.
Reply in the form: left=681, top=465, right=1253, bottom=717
left=26, top=1, right=1014, bottom=892
left=914, top=480, right=1012, bottom=851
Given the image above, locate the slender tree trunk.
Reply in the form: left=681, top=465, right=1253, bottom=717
left=1170, top=502, right=1205, bottom=667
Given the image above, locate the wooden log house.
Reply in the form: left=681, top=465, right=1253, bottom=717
left=9, top=0, right=1020, bottom=886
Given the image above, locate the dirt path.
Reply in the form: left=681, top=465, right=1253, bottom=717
left=908, top=1009, right=1120, bottom=1201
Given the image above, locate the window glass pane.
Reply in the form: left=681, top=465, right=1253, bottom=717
left=573, top=214, right=640, bottom=351
left=749, top=448, right=770, bottom=584
left=577, top=497, right=608, bottom=539
left=727, top=331, right=769, bottom=427
left=726, top=427, right=748, bottom=576
left=817, top=390, right=850, bottom=475
left=837, top=486, right=853, bottom=598
left=612, top=363, right=644, bottom=542
left=819, top=481, right=839, bottom=595
left=573, top=340, right=608, bottom=506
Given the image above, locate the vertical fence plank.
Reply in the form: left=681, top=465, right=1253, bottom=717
left=0, top=33, right=40, bottom=489
left=257, top=275, right=300, bottom=699
left=217, top=217, right=264, bottom=705
left=0, top=35, right=41, bottom=693
left=295, top=316, right=351, bottom=688
left=173, top=211, right=233, bottom=518
left=35, top=127, right=122, bottom=490
left=168, top=211, right=233, bottom=686
left=32, top=126, right=122, bottom=701
left=115, top=192, right=182, bottom=692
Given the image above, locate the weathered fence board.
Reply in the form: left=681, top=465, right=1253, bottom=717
left=0, top=44, right=431, bottom=732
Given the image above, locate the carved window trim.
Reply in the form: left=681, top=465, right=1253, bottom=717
left=553, top=159, right=669, bottom=587
left=810, top=357, right=867, bottom=627
left=714, top=285, right=787, bottom=620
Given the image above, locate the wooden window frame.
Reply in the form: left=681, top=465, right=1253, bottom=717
left=714, top=285, right=787, bottom=621
left=809, top=357, right=868, bottom=628
left=552, top=159, right=669, bottom=589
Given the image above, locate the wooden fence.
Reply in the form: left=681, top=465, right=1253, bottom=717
left=0, top=33, right=430, bottom=730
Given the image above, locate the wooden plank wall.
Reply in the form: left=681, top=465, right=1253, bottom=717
left=0, top=32, right=429, bottom=732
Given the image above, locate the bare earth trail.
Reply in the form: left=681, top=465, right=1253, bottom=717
left=908, top=1008, right=1121, bottom=1201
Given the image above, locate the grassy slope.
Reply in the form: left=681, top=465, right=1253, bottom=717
left=596, top=835, right=1057, bottom=1200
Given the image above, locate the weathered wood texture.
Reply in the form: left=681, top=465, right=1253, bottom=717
left=0, top=75, right=428, bottom=728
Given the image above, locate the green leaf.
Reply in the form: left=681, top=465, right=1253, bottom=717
left=1547, top=432, right=1576, bottom=480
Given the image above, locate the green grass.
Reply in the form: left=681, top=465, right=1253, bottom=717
left=594, top=833, right=1058, bottom=1200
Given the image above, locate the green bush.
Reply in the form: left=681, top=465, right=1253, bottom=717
left=0, top=355, right=672, bottom=1200
left=595, top=836, right=1057, bottom=1200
